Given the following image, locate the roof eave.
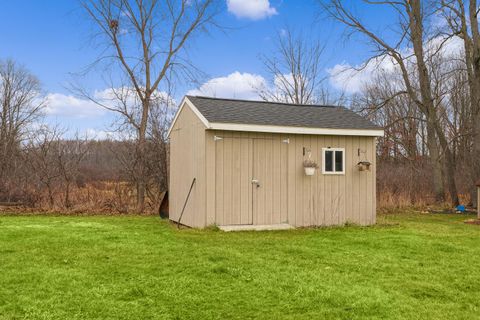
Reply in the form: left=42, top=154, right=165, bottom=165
left=208, top=122, right=384, bottom=137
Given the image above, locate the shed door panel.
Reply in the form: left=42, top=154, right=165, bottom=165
left=215, top=137, right=253, bottom=225
left=253, top=138, right=288, bottom=225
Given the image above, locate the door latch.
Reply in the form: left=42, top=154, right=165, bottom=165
left=251, top=179, right=260, bottom=188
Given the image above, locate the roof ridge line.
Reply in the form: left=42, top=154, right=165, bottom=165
left=187, top=95, right=341, bottom=108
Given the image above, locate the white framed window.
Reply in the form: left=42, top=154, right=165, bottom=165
left=322, top=148, right=345, bottom=175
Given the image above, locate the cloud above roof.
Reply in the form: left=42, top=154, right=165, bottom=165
left=227, top=0, right=277, bottom=20
left=187, top=71, right=265, bottom=100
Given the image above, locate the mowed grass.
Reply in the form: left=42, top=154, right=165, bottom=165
left=1, top=213, right=480, bottom=319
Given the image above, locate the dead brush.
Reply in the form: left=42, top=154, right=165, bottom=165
left=10, top=181, right=152, bottom=215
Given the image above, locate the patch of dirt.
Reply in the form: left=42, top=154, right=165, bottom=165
left=464, top=219, right=480, bottom=225
left=428, top=209, right=455, bottom=214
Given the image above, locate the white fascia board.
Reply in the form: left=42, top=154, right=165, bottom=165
left=167, top=96, right=210, bottom=138
left=208, top=123, right=384, bottom=137
left=166, top=97, right=187, bottom=138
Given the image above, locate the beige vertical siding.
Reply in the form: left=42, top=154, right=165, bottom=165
left=202, top=130, right=377, bottom=227
left=169, top=104, right=206, bottom=228
left=251, top=135, right=288, bottom=225
left=204, top=131, right=290, bottom=226
left=212, top=132, right=254, bottom=225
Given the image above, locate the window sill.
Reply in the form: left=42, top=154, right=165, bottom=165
left=322, top=171, right=345, bottom=175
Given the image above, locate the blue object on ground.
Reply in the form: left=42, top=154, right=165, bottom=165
left=456, top=205, right=466, bottom=213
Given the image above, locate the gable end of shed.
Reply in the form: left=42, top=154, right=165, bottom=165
left=167, top=96, right=209, bottom=138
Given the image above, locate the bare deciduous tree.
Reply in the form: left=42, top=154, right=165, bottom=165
left=257, top=28, right=330, bottom=105
left=321, top=0, right=459, bottom=205
left=56, top=135, right=90, bottom=208
left=25, top=126, right=64, bottom=208
left=78, top=0, right=219, bottom=212
left=0, top=60, right=44, bottom=201
left=441, top=0, right=480, bottom=206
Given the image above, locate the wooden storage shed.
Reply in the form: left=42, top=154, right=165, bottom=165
left=168, top=96, right=384, bottom=228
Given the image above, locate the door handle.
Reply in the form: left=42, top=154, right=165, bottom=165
left=251, top=179, right=260, bottom=187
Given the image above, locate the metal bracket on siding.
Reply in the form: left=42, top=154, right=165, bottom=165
left=214, top=135, right=223, bottom=141
left=282, top=138, right=290, bottom=144
left=303, top=147, right=313, bottom=156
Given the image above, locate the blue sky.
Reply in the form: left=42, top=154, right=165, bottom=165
left=0, top=0, right=396, bottom=137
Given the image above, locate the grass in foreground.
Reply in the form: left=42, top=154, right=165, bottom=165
left=0, top=213, right=480, bottom=319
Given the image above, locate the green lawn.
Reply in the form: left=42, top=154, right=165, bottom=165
left=1, top=213, right=480, bottom=319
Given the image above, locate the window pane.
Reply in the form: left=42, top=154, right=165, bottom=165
left=335, top=151, right=343, bottom=172
left=325, top=151, right=333, bottom=172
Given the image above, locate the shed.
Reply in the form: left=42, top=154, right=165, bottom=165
left=167, top=96, right=384, bottom=228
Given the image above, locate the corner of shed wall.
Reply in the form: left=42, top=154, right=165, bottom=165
left=204, top=130, right=216, bottom=227
left=169, top=104, right=207, bottom=228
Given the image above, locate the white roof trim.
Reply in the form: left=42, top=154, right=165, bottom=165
left=167, top=96, right=210, bottom=137
left=208, top=123, right=384, bottom=137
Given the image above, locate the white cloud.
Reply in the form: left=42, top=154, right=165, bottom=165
left=327, top=61, right=394, bottom=94
left=227, top=0, right=277, bottom=20
left=44, top=88, right=176, bottom=119
left=187, top=71, right=266, bottom=100
left=188, top=71, right=324, bottom=102
left=327, top=35, right=465, bottom=94
left=84, top=128, right=120, bottom=140
left=426, top=34, right=464, bottom=57
left=44, top=93, right=105, bottom=118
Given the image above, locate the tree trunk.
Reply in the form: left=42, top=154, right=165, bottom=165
left=47, top=183, right=54, bottom=208
left=408, top=0, right=449, bottom=203
left=64, top=181, right=71, bottom=209
left=472, top=122, right=480, bottom=207
left=465, top=0, right=480, bottom=207
left=136, top=135, right=146, bottom=213
left=136, top=99, right=150, bottom=213
left=426, top=121, right=445, bottom=202
left=443, top=148, right=459, bottom=206
left=433, top=120, right=459, bottom=205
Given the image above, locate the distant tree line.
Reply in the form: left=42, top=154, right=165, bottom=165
left=0, top=60, right=169, bottom=212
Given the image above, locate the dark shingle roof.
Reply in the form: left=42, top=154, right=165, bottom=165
left=187, top=96, right=381, bottom=130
